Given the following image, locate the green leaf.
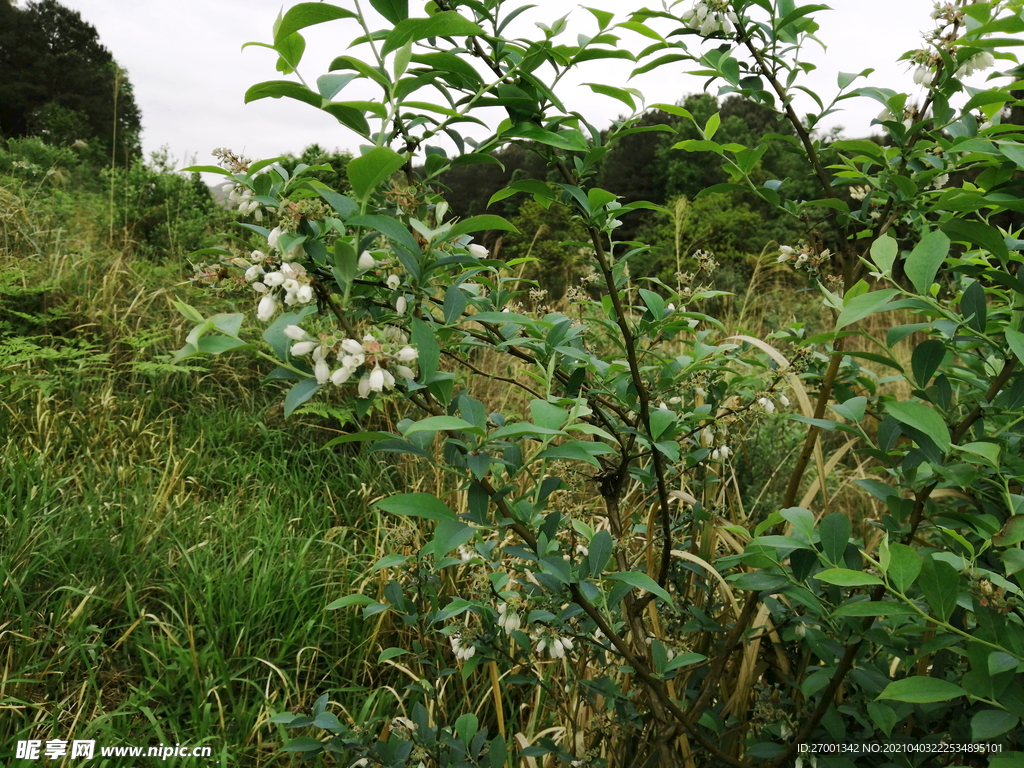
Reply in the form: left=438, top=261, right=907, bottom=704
left=911, top=339, right=945, bottom=387
left=443, top=284, right=467, bottom=325
left=284, top=378, right=320, bottom=417
left=962, top=279, right=987, bottom=332
left=426, top=518, right=475, bottom=558
left=275, top=3, right=357, bottom=42
left=369, top=0, right=408, bottom=25
left=993, top=516, right=1024, bottom=548
left=245, top=80, right=321, bottom=109
left=348, top=214, right=421, bottom=258
left=410, top=52, right=482, bottom=86
left=275, top=32, right=306, bottom=74
left=488, top=735, right=508, bottom=768
left=325, top=594, right=376, bottom=610
left=282, top=737, right=326, bottom=753
left=830, top=601, right=919, bottom=617
left=606, top=572, right=675, bottom=607
left=905, top=230, right=951, bottom=294
left=918, top=556, right=960, bottom=622
left=585, top=82, right=637, bottom=110
left=454, top=713, right=479, bottom=747
left=489, top=422, right=566, bottom=441
left=347, top=147, right=407, bottom=202
left=412, top=317, right=439, bottom=380
left=404, top=415, right=483, bottom=437
left=703, top=111, right=721, bottom=140
left=535, top=441, right=615, bottom=468
left=506, top=123, right=590, bottom=151
left=1006, top=328, right=1024, bottom=366
left=885, top=400, right=951, bottom=453
left=878, top=677, right=966, bottom=703
left=530, top=399, right=566, bottom=431
left=971, top=709, right=1019, bottom=741
left=648, top=408, right=675, bottom=441
left=816, top=568, right=884, bottom=587
left=819, top=512, right=852, bottom=564
left=836, top=289, right=900, bottom=329
left=781, top=507, right=815, bottom=542
left=381, top=12, right=484, bottom=56
left=867, top=702, right=898, bottom=737
left=587, top=530, right=613, bottom=578
left=378, top=647, right=408, bottom=662
left=886, top=543, right=922, bottom=592
left=445, top=215, right=519, bottom=240
left=376, top=493, right=458, bottom=521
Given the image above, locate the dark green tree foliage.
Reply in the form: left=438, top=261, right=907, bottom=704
left=0, top=0, right=142, bottom=163
left=436, top=143, right=549, bottom=219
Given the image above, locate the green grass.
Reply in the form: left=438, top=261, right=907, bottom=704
left=1, top=166, right=399, bottom=765
left=0, top=377, right=396, bottom=766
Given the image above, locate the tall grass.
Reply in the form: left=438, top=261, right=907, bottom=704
left=0, top=163, right=397, bottom=765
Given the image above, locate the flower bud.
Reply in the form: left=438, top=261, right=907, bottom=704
left=283, top=325, right=308, bottom=341
left=290, top=341, right=316, bottom=356
left=467, top=243, right=488, bottom=259
left=396, top=345, right=418, bottom=362
left=395, top=295, right=407, bottom=314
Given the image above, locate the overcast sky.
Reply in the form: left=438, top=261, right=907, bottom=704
left=54, top=0, right=945, bottom=170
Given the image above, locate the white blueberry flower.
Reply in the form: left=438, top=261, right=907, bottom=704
left=341, top=353, right=366, bottom=369
left=913, top=65, right=935, bottom=86
left=396, top=345, right=418, bottom=362
left=758, top=397, right=776, bottom=414
left=315, top=359, right=331, bottom=385
left=331, top=366, right=353, bottom=386
left=497, top=603, right=522, bottom=634
left=358, top=251, right=377, bottom=269
left=957, top=51, right=995, bottom=78
left=779, top=394, right=791, bottom=407
left=290, top=341, right=317, bottom=356
left=252, top=281, right=268, bottom=293
left=244, top=265, right=264, bottom=282
left=395, top=296, right=407, bottom=314
left=449, top=632, right=476, bottom=661
left=263, top=271, right=284, bottom=288
left=295, top=284, right=314, bottom=304
left=394, top=365, right=415, bottom=380
left=357, top=374, right=372, bottom=399
left=340, top=338, right=364, bottom=356
left=386, top=274, right=401, bottom=290
left=467, top=243, right=489, bottom=259
left=257, top=294, right=278, bottom=321
left=283, top=325, right=308, bottom=341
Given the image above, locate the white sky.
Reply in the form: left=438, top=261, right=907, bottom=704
left=52, top=0, right=949, bottom=169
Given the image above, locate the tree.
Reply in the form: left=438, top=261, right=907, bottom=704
left=0, top=0, right=142, bottom=163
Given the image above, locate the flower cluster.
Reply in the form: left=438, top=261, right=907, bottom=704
left=285, top=326, right=419, bottom=396
left=534, top=630, right=573, bottom=660
left=449, top=631, right=476, bottom=661
left=681, top=1, right=738, bottom=36
left=957, top=51, right=995, bottom=78
left=228, top=184, right=263, bottom=220
left=497, top=600, right=523, bottom=635
left=247, top=258, right=315, bottom=321
left=776, top=243, right=834, bottom=279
